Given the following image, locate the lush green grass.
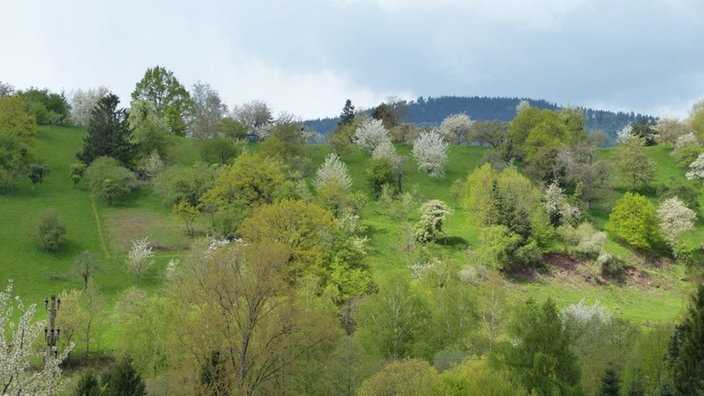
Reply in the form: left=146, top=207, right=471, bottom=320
left=0, top=128, right=698, bottom=349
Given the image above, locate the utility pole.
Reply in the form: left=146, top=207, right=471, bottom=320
left=44, top=295, right=61, bottom=359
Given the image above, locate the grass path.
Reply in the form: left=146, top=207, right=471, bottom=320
left=90, top=194, right=110, bottom=259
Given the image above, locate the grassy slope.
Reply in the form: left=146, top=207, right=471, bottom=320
left=0, top=129, right=694, bottom=337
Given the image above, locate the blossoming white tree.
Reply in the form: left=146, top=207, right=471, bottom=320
left=0, top=281, right=72, bottom=395
left=414, top=199, right=451, bottom=243
left=314, top=153, right=353, bottom=191
left=412, top=130, right=449, bottom=178
left=69, top=86, right=110, bottom=126
left=126, top=237, right=155, bottom=279
left=656, top=196, right=696, bottom=248
left=686, top=153, right=704, bottom=180
left=440, top=113, right=473, bottom=145
left=353, top=118, right=390, bottom=153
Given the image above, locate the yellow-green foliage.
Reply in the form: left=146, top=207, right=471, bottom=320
left=357, top=359, right=440, bottom=396
left=201, top=152, right=284, bottom=207
left=606, top=192, right=657, bottom=249
left=438, top=356, right=526, bottom=396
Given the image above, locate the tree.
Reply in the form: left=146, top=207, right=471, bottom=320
left=69, top=86, right=109, bottom=126
left=315, top=153, right=353, bottom=192
left=0, top=281, right=72, bottom=395
left=73, top=372, right=100, bottom=396
left=77, top=93, right=135, bottom=167
left=73, top=251, right=101, bottom=289
left=606, top=192, right=657, bottom=249
left=504, top=298, right=582, bottom=395
left=556, top=142, right=610, bottom=208
left=339, top=99, right=355, bottom=126
left=366, top=157, right=396, bottom=197
left=187, top=81, right=228, bottom=139
left=152, top=162, right=216, bottom=206
left=0, top=81, right=14, bottom=97
left=260, top=117, right=308, bottom=166
left=656, top=118, right=693, bottom=145
left=615, top=136, right=656, bottom=191
left=0, top=95, right=36, bottom=192
left=232, top=99, right=273, bottom=138
left=85, top=156, right=136, bottom=205
left=101, top=356, right=146, bottom=396
left=668, top=284, right=704, bottom=396
left=440, top=113, right=473, bottom=145
left=127, top=99, right=172, bottom=160
left=170, top=239, right=337, bottom=395
left=412, top=130, right=449, bottom=177
left=353, top=118, right=391, bottom=153
left=414, top=199, right=451, bottom=244
left=28, top=163, right=50, bottom=188
left=18, top=87, right=70, bottom=125
left=656, top=197, right=696, bottom=250
left=126, top=237, right=155, bottom=280
left=131, top=65, right=193, bottom=136
left=468, top=120, right=509, bottom=148
left=357, top=359, right=439, bottom=396
left=686, top=152, right=704, bottom=180
left=598, top=364, right=622, bottom=396
left=37, top=209, right=67, bottom=252
left=630, top=118, right=658, bottom=146
left=239, top=200, right=335, bottom=278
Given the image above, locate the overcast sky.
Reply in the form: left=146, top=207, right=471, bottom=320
left=1, top=0, right=702, bottom=119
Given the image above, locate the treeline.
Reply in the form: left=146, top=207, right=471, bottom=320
left=304, top=95, right=654, bottom=145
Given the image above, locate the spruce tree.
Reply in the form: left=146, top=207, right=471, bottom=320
left=339, top=99, right=355, bottom=126
left=668, top=283, right=704, bottom=395
left=72, top=372, right=100, bottom=396
left=598, top=364, right=621, bottom=396
left=77, top=93, right=135, bottom=168
left=101, top=356, right=146, bottom=396
left=627, top=369, right=644, bottom=396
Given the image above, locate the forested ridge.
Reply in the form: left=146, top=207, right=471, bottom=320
left=1, top=72, right=704, bottom=395
left=304, top=95, right=654, bottom=145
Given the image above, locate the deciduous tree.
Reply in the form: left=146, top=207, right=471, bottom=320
left=232, top=100, right=273, bottom=138
left=37, top=209, right=67, bottom=252
left=69, top=86, right=109, bottom=126
left=353, top=118, right=391, bottom=153
left=656, top=197, right=696, bottom=249
left=412, top=130, right=449, bottom=178
left=606, top=192, right=657, bottom=249
left=127, top=99, right=172, bottom=160
left=414, top=199, right=451, bottom=244
left=315, top=153, right=353, bottom=192
left=440, top=113, right=473, bottom=145
left=131, top=65, right=193, bottom=136
left=85, top=156, right=136, bottom=205
left=187, top=81, right=228, bottom=139
left=615, top=136, right=656, bottom=191
left=357, top=359, right=439, bottom=396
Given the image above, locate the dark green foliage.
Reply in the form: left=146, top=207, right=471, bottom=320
left=152, top=162, right=216, bottom=206
left=366, top=157, right=396, bottom=198
left=101, top=357, right=146, bottom=396
left=200, top=350, right=230, bottom=395
left=372, top=102, right=400, bottom=129
left=28, top=163, right=50, bottom=186
left=339, top=99, right=355, bottom=126
left=0, top=134, right=31, bottom=192
left=630, top=118, right=658, bottom=146
left=18, top=88, right=70, bottom=125
left=37, top=209, right=66, bottom=252
left=198, top=136, right=239, bottom=165
left=599, top=364, right=621, bottom=396
left=77, top=93, right=135, bottom=167
left=505, top=298, right=582, bottom=395
left=668, top=284, right=704, bottom=396
left=73, top=371, right=101, bottom=396
left=214, top=117, right=247, bottom=139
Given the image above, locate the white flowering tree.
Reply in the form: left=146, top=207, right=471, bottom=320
left=686, top=153, right=704, bottom=180
left=0, top=281, right=72, bottom=395
left=544, top=182, right=581, bottom=227
left=412, top=130, right=449, bottom=178
left=353, top=118, right=391, bottom=153
left=440, top=113, right=473, bottom=145
left=414, top=199, right=451, bottom=243
left=69, top=86, right=110, bottom=126
left=656, top=197, right=696, bottom=248
left=126, top=237, right=155, bottom=279
left=314, top=153, right=353, bottom=191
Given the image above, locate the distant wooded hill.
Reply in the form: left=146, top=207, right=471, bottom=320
left=304, top=96, right=654, bottom=145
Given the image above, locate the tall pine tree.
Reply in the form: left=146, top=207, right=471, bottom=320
left=339, top=99, right=355, bottom=126
left=598, top=364, right=621, bottom=396
left=668, top=283, right=704, bottom=395
left=77, top=93, right=135, bottom=168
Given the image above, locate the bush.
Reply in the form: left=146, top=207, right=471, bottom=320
left=37, top=209, right=66, bottom=252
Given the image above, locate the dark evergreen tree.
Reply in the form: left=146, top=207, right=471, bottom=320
left=101, top=356, right=146, bottom=396
left=599, top=364, right=621, bottom=396
left=668, top=283, right=704, bottom=396
left=339, top=99, right=355, bottom=126
left=76, top=93, right=135, bottom=168
left=72, top=372, right=101, bottom=396
left=630, top=118, right=657, bottom=146
left=505, top=298, right=582, bottom=395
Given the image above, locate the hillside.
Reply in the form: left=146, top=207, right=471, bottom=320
left=304, top=95, right=654, bottom=145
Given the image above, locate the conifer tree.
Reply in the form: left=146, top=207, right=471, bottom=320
left=77, top=93, right=135, bottom=167
left=598, top=364, right=621, bottom=396
left=668, top=283, right=704, bottom=395
left=101, top=356, right=146, bottom=396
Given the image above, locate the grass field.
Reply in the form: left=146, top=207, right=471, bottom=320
left=0, top=127, right=697, bottom=354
